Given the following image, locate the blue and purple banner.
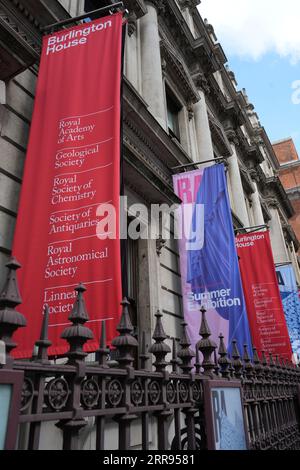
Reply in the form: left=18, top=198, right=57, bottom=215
left=173, top=164, right=252, bottom=356
left=276, top=264, right=300, bottom=359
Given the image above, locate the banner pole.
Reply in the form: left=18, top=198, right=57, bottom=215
left=171, top=157, right=225, bottom=171
left=120, top=24, right=128, bottom=299
left=275, top=262, right=293, bottom=267
left=42, top=2, right=125, bottom=33
left=234, top=224, right=268, bottom=234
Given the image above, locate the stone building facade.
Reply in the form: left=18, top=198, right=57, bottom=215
left=0, top=0, right=300, bottom=448
left=273, top=137, right=300, bottom=264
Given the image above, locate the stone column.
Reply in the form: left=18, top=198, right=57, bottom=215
left=251, top=181, right=265, bottom=227
left=289, top=242, right=300, bottom=285
left=226, top=134, right=250, bottom=227
left=268, top=204, right=290, bottom=263
left=193, top=81, right=214, bottom=163
left=124, top=14, right=140, bottom=92
left=140, top=2, right=167, bottom=129
left=0, top=80, right=5, bottom=104
left=138, top=218, right=163, bottom=369
left=179, top=2, right=196, bottom=36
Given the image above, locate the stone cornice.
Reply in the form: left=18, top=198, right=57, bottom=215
left=278, top=160, right=300, bottom=170
left=235, top=127, right=264, bottom=167
left=123, top=76, right=193, bottom=173
left=157, top=0, right=221, bottom=74
left=286, top=186, right=300, bottom=197
left=0, top=0, right=70, bottom=79
left=240, top=167, right=255, bottom=195
left=282, top=222, right=300, bottom=250
left=203, top=72, right=232, bottom=118
left=207, top=111, right=232, bottom=158
left=160, top=38, right=199, bottom=104
left=248, top=166, right=294, bottom=222
left=265, top=176, right=295, bottom=219
left=261, top=200, right=272, bottom=222
left=258, top=127, right=280, bottom=171
left=178, top=0, right=201, bottom=9
left=124, top=0, right=147, bottom=18
left=123, top=147, right=181, bottom=205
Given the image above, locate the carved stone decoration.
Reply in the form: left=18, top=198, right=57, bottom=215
left=161, top=57, right=167, bottom=78
left=130, top=380, right=144, bottom=405
left=156, top=0, right=166, bottom=15
left=192, top=71, right=210, bottom=95
left=107, top=379, right=123, bottom=407
left=178, top=381, right=189, bottom=402
left=178, top=0, right=201, bottom=9
left=160, top=39, right=200, bottom=104
left=187, top=103, right=194, bottom=121
left=20, top=377, right=34, bottom=411
left=166, top=381, right=176, bottom=403
left=127, top=12, right=137, bottom=37
left=81, top=378, right=100, bottom=409
left=156, top=235, right=167, bottom=256
left=148, top=380, right=161, bottom=404
left=46, top=377, right=69, bottom=411
left=225, top=128, right=239, bottom=147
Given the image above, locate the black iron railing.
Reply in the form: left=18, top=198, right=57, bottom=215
left=0, top=258, right=299, bottom=450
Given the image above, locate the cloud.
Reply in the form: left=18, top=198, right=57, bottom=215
left=199, top=0, right=300, bottom=64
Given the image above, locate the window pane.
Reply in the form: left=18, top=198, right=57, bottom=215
left=0, top=384, right=12, bottom=450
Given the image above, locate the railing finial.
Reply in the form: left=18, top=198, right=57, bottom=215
left=218, top=333, right=231, bottom=379
left=0, top=257, right=26, bottom=365
left=61, top=283, right=93, bottom=363
left=35, top=304, right=51, bottom=364
left=232, top=339, right=243, bottom=379
left=177, top=321, right=195, bottom=373
left=97, top=320, right=109, bottom=368
left=197, top=306, right=217, bottom=377
left=111, top=297, right=138, bottom=368
left=149, top=310, right=171, bottom=372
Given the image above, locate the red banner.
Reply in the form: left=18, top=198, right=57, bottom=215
left=12, top=14, right=123, bottom=357
left=236, top=231, right=292, bottom=360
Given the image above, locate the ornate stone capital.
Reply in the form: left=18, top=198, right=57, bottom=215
left=192, top=72, right=210, bottom=95
left=161, top=57, right=167, bottom=78
left=156, top=236, right=167, bottom=256
left=146, top=0, right=166, bottom=14
left=225, top=129, right=239, bottom=147
left=187, top=103, right=194, bottom=121
left=178, top=0, right=200, bottom=9
left=127, top=12, right=137, bottom=37
left=249, top=169, right=260, bottom=184
left=266, top=198, right=279, bottom=210
left=124, top=0, right=148, bottom=19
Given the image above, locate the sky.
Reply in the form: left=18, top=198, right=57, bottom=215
left=198, top=0, right=300, bottom=156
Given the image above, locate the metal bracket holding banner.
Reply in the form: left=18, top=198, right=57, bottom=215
left=171, top=156, right=225, bottom=172
left=42, top=2, right=128, bottom=34
left=203, top=380, right=250, bottom=451
left=234, top=224, right=269, bottom=234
